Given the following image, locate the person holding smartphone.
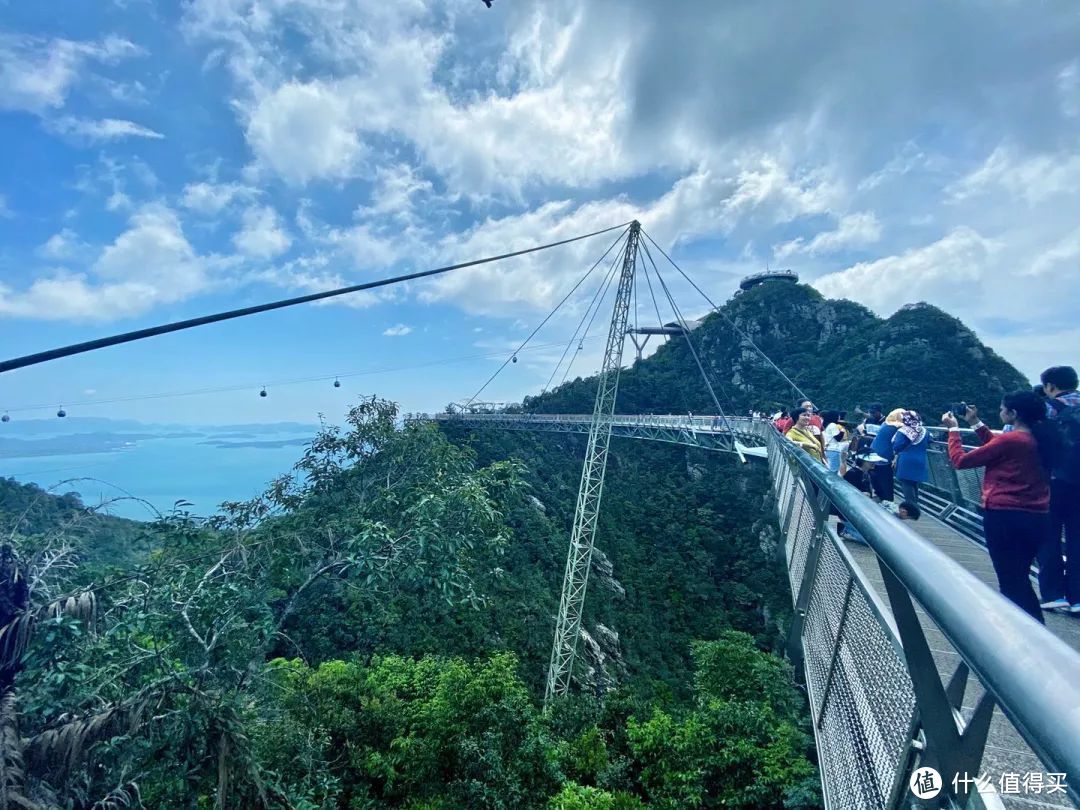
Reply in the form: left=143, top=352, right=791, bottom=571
left=942, top=391, right=1057, bottom=623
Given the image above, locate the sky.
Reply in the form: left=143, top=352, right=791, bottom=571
left=1, top=0, right=1079, bottom=425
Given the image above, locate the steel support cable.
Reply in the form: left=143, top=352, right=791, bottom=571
left=640, top=229, right=809, bottom=404
left=0, top=338, right=600, bottom=416
left=556, top=239, right=626, bottom=389
left=0, top=221, right=633, bottom=375
left=465, top=227, right=630, bottom=406
left=637, top=253, right=692, bottom=416
left=542, top=232, right=627, bottom=395
left=639, top=245, right=666, bottom=332
left=641, top=240, right=739, bottom=440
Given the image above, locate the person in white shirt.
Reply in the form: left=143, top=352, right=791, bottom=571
left=821, top=410, right=849, bottom=474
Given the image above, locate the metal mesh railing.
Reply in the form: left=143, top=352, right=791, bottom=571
left=771, top=444, right=918, bottom=809
left=768, top=429, right=1080, bottom=810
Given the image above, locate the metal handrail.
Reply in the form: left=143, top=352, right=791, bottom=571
left=777, top=430, right=1080, bottom=803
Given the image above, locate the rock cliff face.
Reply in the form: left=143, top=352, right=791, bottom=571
left=530, top=281, right=1028, bottom=422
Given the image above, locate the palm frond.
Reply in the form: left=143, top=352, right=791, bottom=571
left=26, top=695, right=146, bottom=777
left=0, top=690, right=41, bottom=810
left=91, top=782, right=142, bottom=810
left=0, top=616, right=33, bottom=677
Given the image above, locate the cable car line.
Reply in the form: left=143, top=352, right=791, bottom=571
left=0, top=221, right=632, bottom=376
left=0, top=338, right=601, bottom=417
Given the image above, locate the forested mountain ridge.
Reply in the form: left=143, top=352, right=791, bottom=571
left=530, top=281, right=1029, bottom=420
left=0, top=477, right=150, bottom=569
left=2, top=401, right=818, bottom=808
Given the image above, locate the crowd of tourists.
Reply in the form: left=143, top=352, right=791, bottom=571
left=774, top=365, right=1080, bottom=625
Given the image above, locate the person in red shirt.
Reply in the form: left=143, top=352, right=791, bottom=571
left=943, top=390, right=1057, bottom=623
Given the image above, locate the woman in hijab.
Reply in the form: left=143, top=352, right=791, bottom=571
left=891, top=409, right=930, bottom=505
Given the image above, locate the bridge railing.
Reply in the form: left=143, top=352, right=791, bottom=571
left=767, top=424, right=1080, bottom=809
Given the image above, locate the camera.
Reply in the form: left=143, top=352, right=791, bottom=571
left=948, top=402, right=969, bottom=421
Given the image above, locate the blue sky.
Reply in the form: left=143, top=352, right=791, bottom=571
left=2, top=0, right=1079, bottom=425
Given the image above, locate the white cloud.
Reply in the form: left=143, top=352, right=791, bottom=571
left=232, top=205, right=292, bottom=259
left=774, top=212, right=882, bottom=259
left=180, top=182, right=254, bottom=215
left=247, top=258, right=380, bottom=308
left=94, top=205, right=210, bottom=294
left=245, top=81, right=365, bottom=185
left=0, top=33, right=142, bottom=114
left=106, top=191, right=132, bottom=212
left=949, top=146, right=1080, bottom=206
left=36, top=228, right=88, bottom=260
left=811, top=227, right=996, bottom=314
left=0, top=205, right=217, bottom=322
left=359, top=163, right=434, bottom=222
left=383, top=324, right=412, bottom=336
left=1025, top=226, right=1080, bottom=278
left=48, top=116, right=164, bottom=142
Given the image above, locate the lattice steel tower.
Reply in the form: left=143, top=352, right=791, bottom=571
left=545, top=221, right=641, bottom=701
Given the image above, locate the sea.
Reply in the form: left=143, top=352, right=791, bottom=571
left=0, top=418, right=319, bottom=521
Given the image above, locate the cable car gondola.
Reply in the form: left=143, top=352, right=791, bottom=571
left=1, top=413, right=9, bottom=423
left=333, top=378, right=341, bottom=388
left=57, top=407, right=66, bottom=418
left=259, top=388, right=267, bottom=398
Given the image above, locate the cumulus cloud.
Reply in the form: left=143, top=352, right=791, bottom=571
left=948, top=146, right=1080, bottom=206
left=180, top=182, right=255, bottom=215
left=36, top=228, right=88, bottom=260
left=0, top=33, right=142, bottom=114
left=383, top=324, right=412, bottom=336
left=47, top=116, right=164, bottom=142
left=232, top=205, right=292, bottom=259
left=811, top=228, right=996, bottom=314
left=246, top=81, right=365, bottom=185
left=774, top=212, right=882, bottom=259
left=0, top=205, right=213, bottom=322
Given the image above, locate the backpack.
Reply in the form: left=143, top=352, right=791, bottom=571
left=1048, top=399, right=1080, bottom=483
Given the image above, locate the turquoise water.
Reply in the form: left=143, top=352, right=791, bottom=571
left=2, top=435, right=311, bottom=521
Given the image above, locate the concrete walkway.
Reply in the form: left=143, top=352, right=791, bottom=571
left=841, top=514, right=1078, bottom=810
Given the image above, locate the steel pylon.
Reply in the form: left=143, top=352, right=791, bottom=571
left=545, top=221, right=641, bottom=701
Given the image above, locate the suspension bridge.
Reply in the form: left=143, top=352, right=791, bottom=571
left=3, top=220, right=1079, bottom=809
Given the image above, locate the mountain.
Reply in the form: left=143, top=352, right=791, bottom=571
left=529, top=281, right=1029, bottom=422
left=3, top=282, right=1024, bottom=808
left=0, top=476, right=151, bottom=569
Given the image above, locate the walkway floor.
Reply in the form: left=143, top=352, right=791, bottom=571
left=841, top=514, right=1079, bottom=810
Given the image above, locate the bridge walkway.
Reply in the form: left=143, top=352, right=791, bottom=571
left=841, top=513, right=1079, bottom=809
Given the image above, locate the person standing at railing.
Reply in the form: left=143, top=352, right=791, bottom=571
left=943, top=391, right=1057, bottom=623
left=1037, top=365, right=1080, bottom=614
left=868, top=409, right=900, bottom=506
left=785, top=408, right=825, bottom=463
left=774, top=407, right=793, bottom=434
left=796, top=398, right=825, bottom=451
left=821, top=410, right=849, bottom=474
left=892, top=410, right=930, bottom=505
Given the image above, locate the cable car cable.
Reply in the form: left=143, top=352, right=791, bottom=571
left=0, top=221, right=632, bottom=375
